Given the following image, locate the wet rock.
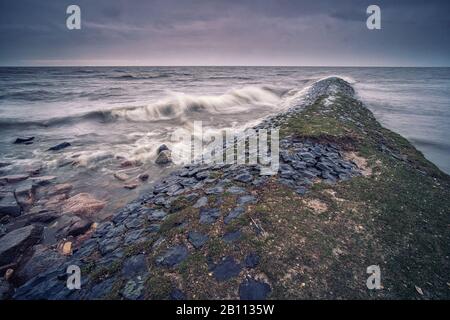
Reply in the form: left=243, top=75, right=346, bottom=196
left=121, top=254, right=148, bottom=277
left=0, top=174, right=29, bottom=184
left=155, top=150, right=172, bottom=165
left=205, top=186, right=224, bottom=195
left=0, top=225, right=43, bottom=265
left=67, top=218, right=92, bottom=237
left=14, top=137, right=34, bottom=144
left=51, top=183, right=73, bottom=195
left=14, top=182, right=36, bottom=211
left=239, top=278, right=271, bottom=300
left=114, top=172, right=129, bottom=181
left=244, top=253, right=260, bottom=268
left=193, top=196, right=208, bottom=208
left=212, top=257, right=242, bottom=282
left=199, top=208, right=220, bottom=224
left=124, top=183, right=138, bottom=190
left=48, top=142, right=71, bottom=151
left=224, top=207, right=245, bottom=224
left=0, top=192, right=21, bottom=217
left=195, top=171, right=210, bottom=180
left=234, top=173, right=253, bottom=183
left=0, top=162, right=11, bottom=169
left=62, top=193, right=105, bottom=216
left=156, top=245, right=188, bottom=268
left=0, top=277, right=11, bottom=300
left=146, top=209, right=167, bottom=221
left=222, top=230, right=242, bottom=243
left=188, top=231, right=208, bottom=249
left=29, top=175, right=56, bottom=186
left=138, top=173, right=149, bottom=181
left=157, top=144, right=169, bottom=154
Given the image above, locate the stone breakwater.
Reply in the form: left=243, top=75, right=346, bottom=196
left=6, top=77, right=363, bottom=299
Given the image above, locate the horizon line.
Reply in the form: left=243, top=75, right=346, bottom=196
left=1, top=65, right=450, bottom=68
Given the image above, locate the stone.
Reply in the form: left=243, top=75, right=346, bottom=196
left=205, top=186, right=224, bottom=195
left=295, top=186, right=307, bottom=195
left=212, top=257, right=242, bottom=282
left=188, top=231, right=208, bottom=249
left=121, top=277, right=145, bottom=300
left=239, top=278, right=271, bottom=300
left=195, top=171, right=210, bottom=180
left=138, top=173, right=149, bottom=181
left=226, top=186, right=246, bottom=195
left=0, top=174, right=29, bottom=184
left=14, top=136, right=34, bottom=144
left=224, top=207, right=245, bottom=224
left=114, top=172, right=129, bottom=181
left=237, top=195, right=257, bottom=206
left=29, top=175, right=56, bottom=186
left=222, top=230, right=242, bottom=243
left=61, top=241, right=73, bottom=255
left=0, top=192, right=21, bottom=217
left=67, top=218, right=92, bottom=237
left=121, top=254, right=148, bottom=277
left=234, top=173, right=253, bottom=183
left=51, top=183, right=73, bottom=195
left=156, top=245, right=188, bottom=268
left=193, top=196, right=208, bottom=208
left=48, top=142, right=71, bottom=151
left=199, top=208, right=220, bottom=224
left=14, top=182, right=36, bottom=211
left=155, top=150, right=172, bottom=165
left=147, top=209, right=167, bottom=221
left=0, top=225, right=43, bottom=265
left=0, top=278, right=11, bottom=300
left=170, top=288, right=186, bottom=300
left=124, top=183, right=138, bottom=190
left=244, top=253, right=260, bottom=268
left=157, top=144, right=170, bottom=154
left=62, top=193, right=105, bottom=216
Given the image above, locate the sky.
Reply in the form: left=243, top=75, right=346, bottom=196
left=0, top=0, right=449, bottom=66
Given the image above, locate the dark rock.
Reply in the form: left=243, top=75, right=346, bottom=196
left=226, top=186, right=246, bottom=195
left=67, top=218, right=92, bottom=237
left=0, top=277, right=11, bottom=300
left=155, top=150, right=172, bottom=165
left=295, top=186, right=307, bottom=195
left=157, top=144, right=169, bottom=154
left=195, top=170, right=210, bottom=180
left=14, top=136, right=35, bottom=144
left=212, top=257, right=242, bottom=282
left=0, top=174, right=29, bottom=184
left=121, top=277, right=145, bottom=300
left=0, top=162, right=11, bottom=169
left=48, top=142, right=71, bottom=151
left=121, top=254, right=148, bottom=277
left=29, top=175, right=56, bottom=186
left=244, top=253, right=260, bottom=268
left=156, top=245, right=188, bottom=268
left=199, top=208, right=220, bottom=224
left=205, top=186, right=224, bottom=195
left=239, top=278, right=271, bottom=300
left=14, top=245, right=65, bottom=286
left=170, top=288, right=186, bottom=300
left=0, top=225, right=43, bottom=265
left=188, top=231, right=208, bottom=249
left=222, top=230, right=242, bottom=243
left=146, top=209, right=167, bottom=221
left=224, top=207, right=245, bottom=224
left=124, top=229, right=146, bottom=246
left=234, top=173, right=253, bottom=183
left=138, top=173, right=149, bottom=181
left=0, top=192, right=21, bottom=217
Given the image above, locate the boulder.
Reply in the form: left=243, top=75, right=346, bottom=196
left=155, top=150, right=172, bottom=165
left=0, top=225, right=43, bottom=265
left=138, top=173, right=149, bottom=181
left=62, top=193, right=105, bottom=216
left=114, top=172, right=129, bottom=181
left=157, top=144, right=169, bottom=154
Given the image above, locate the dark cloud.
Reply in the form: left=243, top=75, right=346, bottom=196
left=0, top=0, right=449, bottom=66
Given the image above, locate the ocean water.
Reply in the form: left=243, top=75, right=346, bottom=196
left=0, top=67, right=449, bottom=216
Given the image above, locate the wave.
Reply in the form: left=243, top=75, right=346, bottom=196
left=0, top=86, right=288, bottom=130
left=111, top=73, right=170, bottom=80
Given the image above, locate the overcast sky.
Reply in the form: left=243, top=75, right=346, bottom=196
left=0, top=0, right=449, bottom=66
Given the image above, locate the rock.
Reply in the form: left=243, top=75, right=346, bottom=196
left=29, top=176, right=56, bottom=186
left=226, top=186, right=246, bottom=195
left=188, top=231, right=208, bottom=249
left=0, top=192, right=21, bottom=217
left=234, top=173, right=254, bottom=183
left=239, top=278, right=271, bottom=300
left=146, top=209, right=167, bottom=221
left=193, top=196, right=208, bottom=208
left=5, top=268, right=14, bottom=281
left=199, top=208, right=220, bottom=224
left=51, top=183, right=73, bottom=195
left=62, top=193, right=105, bottom=216
left=212, top=257, right=242, bottom=282
left=138, top=173, right=149, bottom=181
left=0, top=162, right=11, bottom=169
left=14, top=182, right=36, bottom=211
left=155, top=150, right=172, bottom=165
left=114, top=172, right=129, bottom=181
left=121, top=254, right=148, bottom=277
left=222, top=230, right=242, bottom=243
left=295, top=186, right=307, bottom=195
left=61, top=241, right=73, bottom=256
left=120, top=160, right=135, bottom=168
left=48, top=142, right=71, bottom=151
left=244, top=253, right=260, bottom=268
left=157, top=144, right=170, bottom=154
left=67, top=218, right=92, bottom=237
left=0, top=174, right=29, bottom=184
left=0, top=278, right=11, bottom=300
left=237, top=195, right=257, bottom=206
left=205, top=186, right=224, bottom=195
left=124, top=183, right=138, bottom=190
left=14, top=137, right=34, bottom=144
left=0, top=225, right=43, bottom=265
left=224, top=207, right=245, bottom=224
left=121, top=277, right=145, bottom=300
left=195, top=171, right=210, bottom=180
left=156, top=245, right=189, bottom=268
left=170, top=288, right=186, bottom=300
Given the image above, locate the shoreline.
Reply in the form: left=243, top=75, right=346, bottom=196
left=2, top=77, right=450, bottom=300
